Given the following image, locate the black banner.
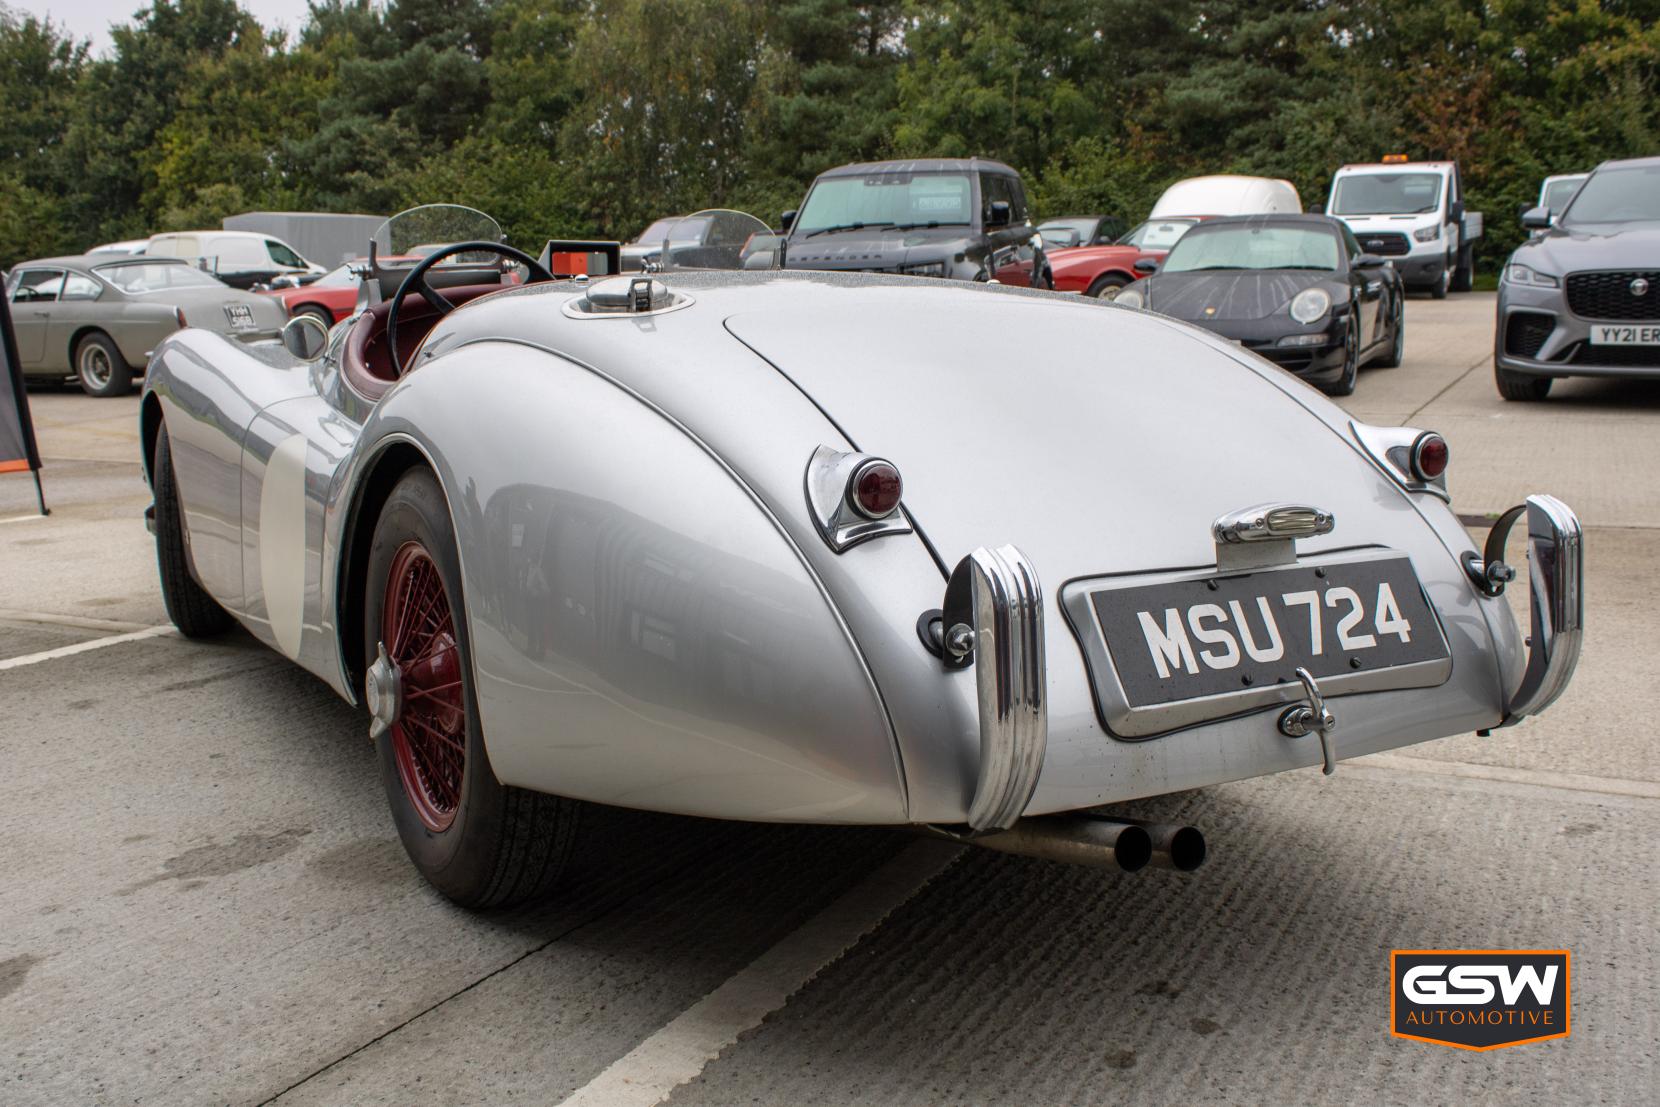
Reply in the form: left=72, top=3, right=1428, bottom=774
left=0, top=288, right=43, bottom=477
left=0, top=287, right=48, bottom=515
left=1392, top=949, right=1570, bottom=1051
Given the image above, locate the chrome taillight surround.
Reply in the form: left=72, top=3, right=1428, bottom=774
left=805, top=445, right=912, bottom=552
left=1351, top=420, right=1450, bottom=501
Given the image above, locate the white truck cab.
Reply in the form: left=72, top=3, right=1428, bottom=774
left=1325, top=159, right=1482, bottom=298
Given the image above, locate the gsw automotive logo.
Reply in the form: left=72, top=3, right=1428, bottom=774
left=1391, top=950, right=1570, bottom=1050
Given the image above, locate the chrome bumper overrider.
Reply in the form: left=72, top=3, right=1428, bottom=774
left=1485, top=495, right=1584, bottom=723
left=942, top=545, right=1047, bottom=831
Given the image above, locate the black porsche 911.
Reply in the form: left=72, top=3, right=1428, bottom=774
left=1115, top=213, right=1405, bottom=396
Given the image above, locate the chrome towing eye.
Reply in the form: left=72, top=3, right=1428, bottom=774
left=1278, top=666, right=1337, bottom=775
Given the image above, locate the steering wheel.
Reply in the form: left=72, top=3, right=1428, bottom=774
left=387, top=240, right=554, bottom=376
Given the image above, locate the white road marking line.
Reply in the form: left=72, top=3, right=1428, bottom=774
left=1355, top=751, right=1660, bottom=800
left=0, top=513, right=47, bottom=525
left=0, top=624, right=176, bottom=670
left=0, top=609, right=153, bottom=633
left=556, top=839, right=962, bottom=1107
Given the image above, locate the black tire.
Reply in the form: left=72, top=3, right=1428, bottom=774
left=1429, top=262, right=1450, bottom=300
left=1375, top=293, right=1405, bottom=369
left=1495, top=361, right=1552, bottom=401
left=293, top=304, right=333, bottom=327
left=152, top=424, right=234, bottom=637
left=1451, top=244, right=1474, bottom=293
left=75, top=332, right=133, bottom=397
left=364, top=468, right=579, bottom=909
left=1322, top=318, right=1360, bottom=396
left=1086, top=273, right=1131, bottom=300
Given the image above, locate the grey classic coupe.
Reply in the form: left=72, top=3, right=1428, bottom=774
left=1496, top=155, right=1660, bottom=400
left=6, top=255, right=286, bottom=396
left=140, top=205, right=1582, bottom=909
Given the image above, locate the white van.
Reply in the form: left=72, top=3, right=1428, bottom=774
left=145, top=230, right=321, bottom=291
left=1325, top=160, right=1483, bottom=298
left=1148, top=175, right=1302, bottom=218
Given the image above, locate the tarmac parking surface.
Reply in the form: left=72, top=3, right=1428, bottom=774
left=2, top=291, right=1656, bottom=1105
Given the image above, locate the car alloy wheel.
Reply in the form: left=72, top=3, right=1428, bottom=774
left=381, top=540, right=467, bottom=833
left=79, top=343, right=113, bottom=390
left=1326, top=318, right=1360, bottom=396
left=1088, top=274, right=1130, bottom=300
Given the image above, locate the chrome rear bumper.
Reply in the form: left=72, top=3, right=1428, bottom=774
left=1491, top=495, right=1584, bottom=723
left=942, top=545, right=1047, bottom=831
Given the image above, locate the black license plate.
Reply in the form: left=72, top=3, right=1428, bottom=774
left=224, top=304, right=255, bottom=330
left=1087, top=554, right=1447, bottom=708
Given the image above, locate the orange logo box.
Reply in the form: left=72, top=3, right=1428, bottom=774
left=1391, top=949, right=1570, bottom=1051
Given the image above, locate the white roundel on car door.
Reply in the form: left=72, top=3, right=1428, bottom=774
left=258, top=433, right=309, bottom=659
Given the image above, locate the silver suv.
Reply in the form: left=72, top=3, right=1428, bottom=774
left=1495, top=156, right=1660, bottom=400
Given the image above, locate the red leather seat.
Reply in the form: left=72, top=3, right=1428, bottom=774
left=342, top=284, right=510, bottom=401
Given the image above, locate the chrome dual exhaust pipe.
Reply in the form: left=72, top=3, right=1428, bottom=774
left=935, top=813, right=1206, bottom=874
left=1115, top=817, right=1208, bottom=872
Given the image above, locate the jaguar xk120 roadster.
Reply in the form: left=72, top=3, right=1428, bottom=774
left=140, top=206, right=1583, bottom=907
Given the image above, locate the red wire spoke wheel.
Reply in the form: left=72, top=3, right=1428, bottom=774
left=365, top=467, right=580, bottom=908
left=381, top=540, right=466, bottom=832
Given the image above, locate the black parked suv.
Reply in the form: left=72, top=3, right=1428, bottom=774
left=780, top=158, right=1050, bottom=288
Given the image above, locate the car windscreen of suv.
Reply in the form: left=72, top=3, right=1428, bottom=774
left=1162, top=225, right=1340, bottom=273
left=96, top=262, right=227, bottom=293
left=796, top=172, right=973, bottom=233
left=1560, top=164, right=1660, bottom=226
left=1331, top=173, right=1442, bottom=215
left=633, top=217, right=710, bottom=244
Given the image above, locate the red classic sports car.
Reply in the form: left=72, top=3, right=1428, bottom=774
left=1047, top=217, right=1203, bottom=300
left=259, top=262, right=366, bottom=324
left=260, top=255, right=506, bottom=324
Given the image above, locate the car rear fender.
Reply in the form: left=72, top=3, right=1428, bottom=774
left=347, top=341, right=914, bottom=824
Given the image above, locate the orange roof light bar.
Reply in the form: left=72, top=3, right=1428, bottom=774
left=1381, top=153, right=1410, bottom=163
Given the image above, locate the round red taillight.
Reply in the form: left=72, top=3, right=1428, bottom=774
left=849, top=459, right=902, bottom=519
left=1411, top=432, right=1449, bottom=481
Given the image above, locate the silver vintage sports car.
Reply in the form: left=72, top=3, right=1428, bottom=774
left=1496, top=155, right=1660, bottom=400
left=141, top=206, right=1583, bottom=907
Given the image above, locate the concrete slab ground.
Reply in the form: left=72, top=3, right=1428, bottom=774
left=1, top=292, right=1655, bottom=1106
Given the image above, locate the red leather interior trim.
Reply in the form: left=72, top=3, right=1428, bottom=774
left=342, top=284, right=508, bottom=402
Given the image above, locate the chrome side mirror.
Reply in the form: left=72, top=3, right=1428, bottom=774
left=281, top=313, right=329, bottom=361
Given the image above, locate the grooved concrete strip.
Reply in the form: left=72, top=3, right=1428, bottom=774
left=555, top=841, right=961, bottom=1107
left=664, top=775, right=1658, bottom=1107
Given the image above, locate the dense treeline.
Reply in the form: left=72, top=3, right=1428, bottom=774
left=2, top=0, right=1657, bottom=269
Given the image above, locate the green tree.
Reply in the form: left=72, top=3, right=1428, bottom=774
left=61, top=0, right=266, bottom=242
left=739, top=0, right=906, bottom=217
left=147, top=33, right=332, bottom=226
left=560, top=0, right=769, bottom=236
left=0, top=7, right=87, bottom=261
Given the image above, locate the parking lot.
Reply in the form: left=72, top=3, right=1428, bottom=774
left=2, top=291, right=1657, bottom=1105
